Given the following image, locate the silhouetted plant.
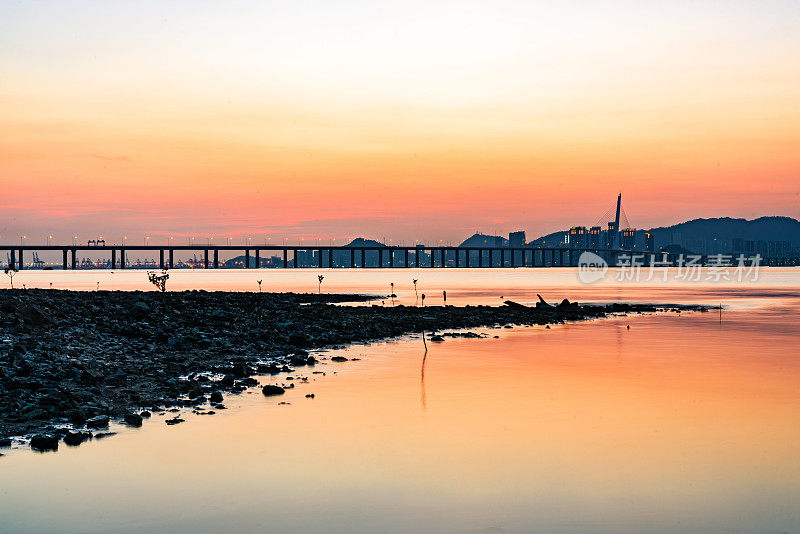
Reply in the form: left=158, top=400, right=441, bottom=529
left=318, top=274, right=324, bottom=294
left=257, top=279, right=263, bottom=293
left=147, top=270, right=169, bottom=292
left=4, top=266, right=18, bottom=289
left=421, top=293, right=426, bottom=306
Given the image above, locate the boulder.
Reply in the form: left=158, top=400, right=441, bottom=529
left=30, top=434, right=59, bottom=452
left=123, top=413, right=143, bottom=427
left=85, top=415, right=110, bottom=429
left=63, top=431, right=91, bottom=446
left=130, top=300, right=150, bottom=319
left=261, top=385, right=285, bottom=396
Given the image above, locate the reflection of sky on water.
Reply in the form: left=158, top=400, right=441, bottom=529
left=1, top=273, right=798, bottom=533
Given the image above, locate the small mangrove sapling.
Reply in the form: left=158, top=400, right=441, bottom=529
left=147, top=270, right=170, bottom=292
left=4, top=267, right=18, bottom=289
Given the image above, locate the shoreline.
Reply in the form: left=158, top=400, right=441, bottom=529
left=0, top=289, right=707, bottom=451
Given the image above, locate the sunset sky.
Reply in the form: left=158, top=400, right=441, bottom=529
left=2, top=0, right=799, bottom=245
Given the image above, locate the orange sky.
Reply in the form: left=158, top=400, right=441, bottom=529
left=2, top=1, right=799, bottom=245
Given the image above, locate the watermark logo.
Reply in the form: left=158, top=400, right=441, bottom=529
left=576, top=253, right=761, bottom=284
left=577, top=251, right=608, bottom=284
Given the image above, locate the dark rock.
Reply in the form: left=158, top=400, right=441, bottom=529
left=165, top=417, right=184, bottom=425
left=288, top=332, right=310, bottom=347
left=305, top=393, right=315, bottom=399
left=330, top=356, right=348, bottom=362
left=66, top=409, right=87, bottom=425
left=30, top=434, right=59, bottom=452
left=123, top=413, right=143, bottom=427
left=0, top=437, right=11, bottom=447
left=105, top=370, right=127, bottom=385
left=209, top=391, right=223, bottom=403
left=429, top=335, right=445, bottom=342
left=131, top=300, right=150, bottom=319
left=140, top=411, right=152, bottom=418
left=261, top=385, right=285, bottom=396
left=289, top=355, right=309, bottom=366
left=94, top=432, right=116, bottom=439
left=63, top=431, right=91, bottom=446
left=85, top=415, right=110, bottom=429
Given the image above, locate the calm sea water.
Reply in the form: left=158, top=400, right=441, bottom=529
left=1, top=268, right=799, bottom=533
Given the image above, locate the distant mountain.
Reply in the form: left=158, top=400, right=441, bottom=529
left=458, top=233, right=508, bottom=248
left=528, top=216, right=800, bottom=256
left=528, top=230, right=568, bottom=248
left=648, top=216, right=800, bottom=249
left=344, top=238, right=386, bottom=247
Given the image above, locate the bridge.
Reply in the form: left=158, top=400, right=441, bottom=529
left=1, top=244, right=652, bottom=270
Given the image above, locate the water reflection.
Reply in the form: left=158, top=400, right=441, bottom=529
left=1, top=275, right=799, bottom=533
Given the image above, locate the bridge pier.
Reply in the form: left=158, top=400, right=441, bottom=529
left=120, top=249, right=125, bottom=269
left=112, top=249, right=116, bottom=269
left=62, top=249, right=68, bottom=270
left=159, top=250, right=165, bottom=270
left=71, top=249, right=77, bottom=269
left=204, top=249, right=209, bottom=269
left=169, top=249, right=174, bottom=269
left=283, top=249, right=288, bottom=268
left=255, top=249, right=260, bottom=268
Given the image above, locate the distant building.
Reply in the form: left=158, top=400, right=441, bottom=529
left=508, top=231, right=526, bottom=248
left=589, top=226, right=602, bottom=249
left=606, top=222, right=619, bottom=249
left=621, top=228, right=636, bottom=250
left=645, top=232, right=654, bottom=252
left=568, top=226, right=588, bottom=248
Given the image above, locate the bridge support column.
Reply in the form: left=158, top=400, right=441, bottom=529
left=255, top=249, right=260, bottom=268
left=283, top=249, right=288, bottom=268
left=169, top=249, right=174, bottom=269
left=62, top=249, right=68, bottom=270
left=10, top=249, right=15, bottom=270
left=112, top=249, right=116, bottom=269
left=351, top=248, right=355, bottom=268
left=71, top=249, right=77, bottom=269
left=213, top=249, right=219, bottom=268
left=415, top=250, right=419, bottom=268
left=405, top=249, right=409, bottom=267
left=204, top=249, right=209, bottom=269
left=18, top=249, right=23, bottom=270
left=159, top=250, right=165, bottom=270
left=293, top=250, right=298, bottom=268
left=120, top=249, right=125, bottom=269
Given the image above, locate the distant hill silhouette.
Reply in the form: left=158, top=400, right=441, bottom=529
left=458, top=233, right=508, bottom=248
left=648, top=216, right=800, bottom=248
left=344, top=237, right=386, bottom=248
left=528, top=216, right=800, bottom=256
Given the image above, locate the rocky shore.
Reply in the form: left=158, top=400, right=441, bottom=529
left=0, top=289, right=706, bottom=452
